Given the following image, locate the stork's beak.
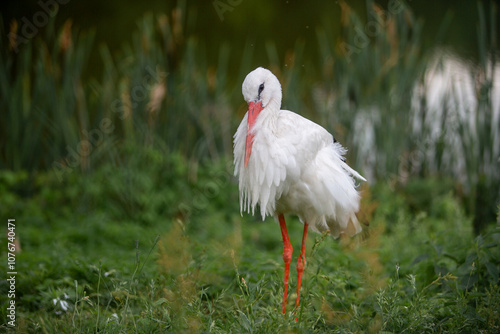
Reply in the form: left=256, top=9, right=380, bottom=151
left=244, top=101, right=264, bottom=168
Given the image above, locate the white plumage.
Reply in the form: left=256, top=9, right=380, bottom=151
left=234, top=67, right=366, bottom=238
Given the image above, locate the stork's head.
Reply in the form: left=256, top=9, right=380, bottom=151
left=242, top=67, right=282, bottom=109
left=241, top=67, right=282, bottom=168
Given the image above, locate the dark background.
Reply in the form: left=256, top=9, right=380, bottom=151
left=2, top=0, right=496, bottom=73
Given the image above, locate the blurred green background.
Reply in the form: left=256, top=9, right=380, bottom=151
left=1, top=0, right=492, bottom=64
left=0, top=0, right=499, bottom=332
left=1, top=0, right=498, bottom=227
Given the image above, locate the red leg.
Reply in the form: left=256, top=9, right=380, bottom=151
left=278, top=214, right=293, bottom=314
left=295, top=222, right=309, bottom=317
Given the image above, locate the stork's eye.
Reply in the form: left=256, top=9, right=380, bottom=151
left=258, top=83, right=265, bottom=95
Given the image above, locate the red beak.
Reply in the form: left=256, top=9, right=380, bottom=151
left=244, top=101, right=264, bottom=168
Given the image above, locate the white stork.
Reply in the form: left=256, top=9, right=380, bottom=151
left=233, top=67, right=366, bottom=315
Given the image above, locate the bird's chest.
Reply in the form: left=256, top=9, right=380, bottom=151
left=246, top=128, right=300, bottom=190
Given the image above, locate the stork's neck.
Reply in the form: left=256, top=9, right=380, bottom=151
left=267, top=98, right=281, bottom=112
left=259, top=99, right=280, bottom=127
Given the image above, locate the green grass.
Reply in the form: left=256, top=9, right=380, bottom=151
left=0, top=157, right=499, bottom=333
left=1, top=0, right=499, bottom=332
